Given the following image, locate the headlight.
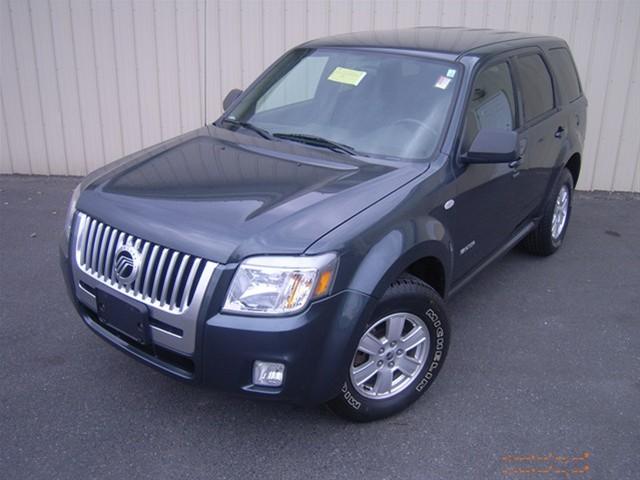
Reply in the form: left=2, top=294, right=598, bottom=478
left=63, top=183, right=82, bottom=243
left=223, top=253, right=338, bottom=315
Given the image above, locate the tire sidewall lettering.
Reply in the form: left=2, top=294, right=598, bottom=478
left=342, top=303, right=448, bottom=413
left=416, top=307, right=446, bottom=392
left=342, top=382, right=361, bottom=410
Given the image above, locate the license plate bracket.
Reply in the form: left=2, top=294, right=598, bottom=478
left=96, top=288, right=151, bottom=345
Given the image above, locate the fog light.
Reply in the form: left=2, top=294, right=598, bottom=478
left=253, top=361, right=285, bottom=387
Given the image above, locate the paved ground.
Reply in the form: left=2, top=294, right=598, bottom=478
left=1, top=175, right=639, bottom=480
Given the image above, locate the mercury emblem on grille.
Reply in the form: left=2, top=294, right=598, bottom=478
left=113, top=244, right=141, bottom=285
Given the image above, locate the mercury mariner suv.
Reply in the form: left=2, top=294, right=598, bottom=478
left=60, top=27, right=587, bottom=421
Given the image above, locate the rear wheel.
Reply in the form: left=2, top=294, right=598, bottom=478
left=327, top=276, right=450, bottom=422
left=522, top=168, right=574, bottom=256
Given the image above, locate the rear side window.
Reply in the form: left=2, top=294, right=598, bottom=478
left=548, top=48, right=582, bottom=102
left=516, top=54, right=554, bottom=122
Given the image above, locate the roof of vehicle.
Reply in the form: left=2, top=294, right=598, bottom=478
left=301, top=26, right=564, bottom=59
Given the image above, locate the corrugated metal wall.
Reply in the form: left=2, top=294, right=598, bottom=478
left=1, top=0, right=639, bottom=192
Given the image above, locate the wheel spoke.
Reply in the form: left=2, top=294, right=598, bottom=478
left=352, top=360, right=379, bottom=386
left=373, top=367, right=393, bottom=394
left=552, top=186, right=570, bottom=240
left=386, top=314, right=405, bottom=342
left=401, top=326, right=427, bottom=351
left=358, top=332, right=384, bottom=355
left=349, top=312, right=431, bottom=400
left=397, top=355, right=421, bottom=377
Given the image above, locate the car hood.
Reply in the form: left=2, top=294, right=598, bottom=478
left=77, top=125, right=426, bottom=264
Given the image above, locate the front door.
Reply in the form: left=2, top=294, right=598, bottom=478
left=451, top=60, right=522, bottom=282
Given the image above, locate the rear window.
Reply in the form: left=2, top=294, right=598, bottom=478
left=548, top=48, right=582, bottom=102
left=516, top=54, right=555, bottom=122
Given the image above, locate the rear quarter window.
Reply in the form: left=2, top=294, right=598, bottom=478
left=515, top=54, right=555, bottom=122
left=548, top=48, right=582, bottom=102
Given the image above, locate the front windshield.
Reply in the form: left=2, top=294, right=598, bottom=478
left=224, top=48, right=460, bottom=160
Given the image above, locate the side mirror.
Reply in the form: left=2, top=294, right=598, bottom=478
left=461, top=129, right=518, bottom=164
left=222, top=88, right=243, bottom=111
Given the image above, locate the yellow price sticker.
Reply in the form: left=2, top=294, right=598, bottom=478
left=327, top=67, right=367, bottom=86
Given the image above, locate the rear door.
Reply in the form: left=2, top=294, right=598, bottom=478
left=512, top=51, right=565, bottom=215
left=546, top=46, right=588, bottom=169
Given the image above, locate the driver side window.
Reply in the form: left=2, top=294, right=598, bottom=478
left=461, top=62, right=517, bottom=152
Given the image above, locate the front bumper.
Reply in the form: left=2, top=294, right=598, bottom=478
left=60, top=237, right=373, bottom=405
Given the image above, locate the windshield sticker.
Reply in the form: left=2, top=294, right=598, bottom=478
left=327, top=67, right=367, bottom=86
left=434, top=76, right=452, bottom=89
left=446, top=69, right=456, bottom=78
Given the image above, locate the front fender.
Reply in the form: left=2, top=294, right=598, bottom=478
left=348, top=229, right=452, bottom=300
left=304, top=167, right=455, bottom=393
left=307, top=167, right=455, bottom=300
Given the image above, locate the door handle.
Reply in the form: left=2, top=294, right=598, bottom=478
left=509, top=158, right=521, bottom=169
left=554, top=126, right=565, bottom=138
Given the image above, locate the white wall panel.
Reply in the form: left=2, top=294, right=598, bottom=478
left=441, top=0, right=464, bottom=27
left=132, top=0, right=163, bottom=147
left=283, top=0, right=307, bottom=50
left=372, top=0, right=396, bottom=30
left=328, top=0, right=352, bottom=34
left=203, top=0, right=223, bottom=121
left=241, top=0, right=265, bottom=86
left=0, top=0, right=638, bottom=192
left=396, top=1, right=419, bottom=29
left=155, top=0, right=183, bottom=138
left=176, top=0, right=203, bottom=130
left=485, top=0, right=509, bottom=29
left=463, top=0, right=487, bottom=28
left=30, top=0, right=68, bottom=174
left=69, top=0, right=106, bottom=173
left=351, top=0, right=374, bottom=31
left=612, top=24, right=640, bottom=192
left=8, top=0, right=50, bottom=174
left=0, top=85, right=12, bottom=173
left=307, top=0, right=329, bottom=42
left=92, top=0, right=125, bottom=163
left=49, top=0, right=88, bottom=175
left=580, top=0, right=620, bottom=190
left=1, top=0, right=30, bottom=173
left=112, top=0, right=144, bottom=154
left=217, top=0, right=242, bottom=103
left=591, top=0, right=640, bottom=191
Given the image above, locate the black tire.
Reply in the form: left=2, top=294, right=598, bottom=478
left=327, top=275, right=450, bottom=422
left=521, top=168, right=574, bottom=256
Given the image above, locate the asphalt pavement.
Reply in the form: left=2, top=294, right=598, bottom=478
left=1, top=174, right=639, bottom=480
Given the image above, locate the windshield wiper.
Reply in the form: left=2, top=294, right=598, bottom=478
left=220, top=118, right=273, bottom=140
left=272, top=133, right=360, bottom=156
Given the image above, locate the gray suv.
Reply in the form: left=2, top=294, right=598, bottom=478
left=60, top=27, right=587, bottom=421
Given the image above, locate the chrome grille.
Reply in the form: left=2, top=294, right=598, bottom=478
left=74, top=212, right=211, bottom=313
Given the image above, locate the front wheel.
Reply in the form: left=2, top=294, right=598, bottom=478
left=327, top=276, right=450, bottom=422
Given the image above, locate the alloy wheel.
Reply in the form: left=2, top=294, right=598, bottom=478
left=349, top=312, right=430, bottom=399
left=551, top=184, right=570, bottom=240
